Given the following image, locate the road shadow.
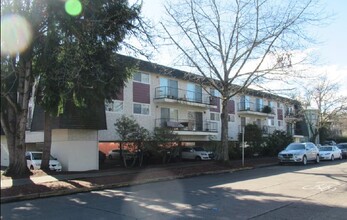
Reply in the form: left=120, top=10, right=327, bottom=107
left=2, top=160, right=346, bottom=219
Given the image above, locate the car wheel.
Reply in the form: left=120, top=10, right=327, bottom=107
left=302, top=156, right=307, bottom=165
left=279, top=162, right=283, bottom=166
left=331, top=155, right=334, bottom=161
left=315, top=155, right=320, bottom=164
left=195, top=156, right=202, bottom=161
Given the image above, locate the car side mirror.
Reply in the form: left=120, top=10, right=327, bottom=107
left=25, top=155, right=30, bottom=160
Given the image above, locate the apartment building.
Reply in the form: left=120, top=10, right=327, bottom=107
left=1, top=54, right=304, bottom=171
left=98, top=55, right=303, bottom=148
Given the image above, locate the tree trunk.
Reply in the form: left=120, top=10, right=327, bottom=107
left=3, top=61, right=32, bottom=177
left=120, top=142, right=125, bottom=167
left=220, top=97, right=230, bottom=162
left=4, top=110, right=30, bottom=176
left=138, top=146, right=144, bottom=167
left=41, top=111, right=52, bottom=171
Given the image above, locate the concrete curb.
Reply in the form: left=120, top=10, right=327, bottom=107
left=0, top=163, right=277, bottom=204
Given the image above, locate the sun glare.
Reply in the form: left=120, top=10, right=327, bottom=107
left=1, top=14, right=32, bottom=56
left=65, top=0, right=83, bottom=16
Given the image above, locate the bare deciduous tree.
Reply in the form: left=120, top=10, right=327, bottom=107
left=301, top=75, right=347, bottom=143
left=161, top=0, right=322, bottom=161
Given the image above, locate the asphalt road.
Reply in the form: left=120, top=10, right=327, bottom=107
left=1, top=160, right=347, bottom=220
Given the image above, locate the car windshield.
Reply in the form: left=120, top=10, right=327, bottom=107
left=319, top=147, right=332, bottom=151
left=31, top=153, right=55, bottom=160
left=337, top=145, right=347, bottom=149
left=285, top=144, right=305, bottom=150
left=193, top=147, right=205, bottom=151
left=32, top=153, right=42, bottom=160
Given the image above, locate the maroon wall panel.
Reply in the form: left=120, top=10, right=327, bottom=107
left=133, top=82, right=150, bottom=104
left=210, top=97, right=220, bottom=113
left=227, top=100, right=235, bottom=114
left=277, top=109, right=283, bottom=120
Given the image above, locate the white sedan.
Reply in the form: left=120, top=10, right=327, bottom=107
left=319, top=146, right=342, bottom=161
left=25, top=151, right=62, bottom=171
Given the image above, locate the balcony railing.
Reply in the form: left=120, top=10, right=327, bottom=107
left=238, top=102, right=276, bottom=114
left=154, top=86, right=216, bottom=106
left=238, top=125, right=276, bottom=135
left=155, top=118, right=218, bottom=133
left=262, top=125, right=277, bottom=134
left=285, top=112, right=300, bottom=118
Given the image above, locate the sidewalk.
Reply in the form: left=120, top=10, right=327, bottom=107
left=1, top=157, right=278, bottom=203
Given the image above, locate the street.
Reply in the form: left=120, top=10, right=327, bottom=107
left=1, top=160, right=347, bottom=220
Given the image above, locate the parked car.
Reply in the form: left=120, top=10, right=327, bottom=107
left=99, top=151, right=106, bottom=164
left=181, top=147, right=214, bottom=161
left=319, top=146, right=342, bottom=160
left=108, top=149, right=130, bottom=160
left=337, top=143, right=347, bottom=159
left=323, top=140, right=336, bottom=146
left=278, top=142, right=320, bottom=165
left=25, top=151, right=62, bottom=171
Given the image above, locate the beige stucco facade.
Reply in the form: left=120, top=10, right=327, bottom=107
left=1, top=135, right=9, bottom=167
left=50, top=129, right=99, bottom=171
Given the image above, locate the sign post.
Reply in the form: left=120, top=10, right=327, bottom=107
left=242, top=126, right=245, bottom=167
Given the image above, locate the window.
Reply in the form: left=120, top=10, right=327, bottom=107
left=210, top=112, right=220, bottom=121
left=160, top=78, right=178, bottom=98
left=256, top=98, right=263, bottom=112
left=105, top=100, right=123, bottom=113
left=241, top=117, right=246, bottom=127
left=210, top=88, right=220, bottom=97
left=187, top=83, right=202, bottom=102
left=161, top=108, right=178, bottom=121
left=268, top=117, right=275, bottom=126
left=286, top=106, right=294, bottom=115
left=241, top=96, right=250, bottom=110
left=228, top=114, right=235, bottom=122
left=133, top=103, right=149, bottom=115
left=133, top=72, right=149, bottom=84
left=278, top=120, right=283, bottom=127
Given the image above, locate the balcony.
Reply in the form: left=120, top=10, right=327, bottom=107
left=154, top=86, right=217, bottom=109
left=284, top=112, right=301, bottom=122
left=237, top=102, right=276, bottom=117
left=262, top=125, right=277, bottom=135
left=155, top=118, right=218, bottom=136
left=238, top=125, right=276, bottom=136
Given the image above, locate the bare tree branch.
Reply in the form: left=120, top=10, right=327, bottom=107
left=161, top=0, right=323, bottom=160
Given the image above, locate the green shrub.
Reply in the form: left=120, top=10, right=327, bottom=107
left=262, top=106, right=272, bottom=114
left=262, top=130, right=293, bottom=156
left=335, top=136, right=347, bottom=143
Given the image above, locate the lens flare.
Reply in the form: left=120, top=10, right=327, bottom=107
left=65, top=0, right=83, bottom=16
left=1, top=14, right=32, bottom=56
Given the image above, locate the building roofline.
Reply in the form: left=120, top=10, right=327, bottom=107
left=117, top=54, right=299, bottom=105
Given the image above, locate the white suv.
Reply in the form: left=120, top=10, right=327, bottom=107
left=181, top=147, right=214, bottom=161
left=25, top=151, right=62, bottom=171
left=278, top=142, right=320, bottom=165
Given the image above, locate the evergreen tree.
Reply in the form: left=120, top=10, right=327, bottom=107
left=1, top=0, right=151, bottom=176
